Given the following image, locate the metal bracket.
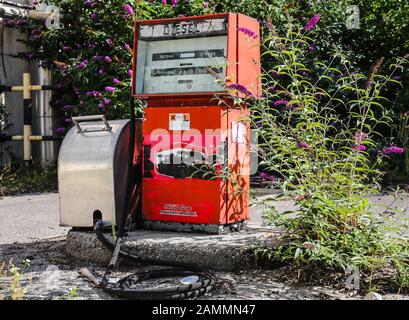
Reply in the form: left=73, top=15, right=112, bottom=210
left=72, top=115, right=112, bottom=133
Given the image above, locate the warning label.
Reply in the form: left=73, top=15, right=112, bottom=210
left=160, top=204, right=197, bottom=217
left=160, top=210, right=197, bottom=217
left=169, top=113, right=190, bottom=130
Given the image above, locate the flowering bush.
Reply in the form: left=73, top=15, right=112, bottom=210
left=4, top=0, right=408, bottom=146
left=227, top=17, right=409, bottom=289
left=4, top=0, right=214, bottom=135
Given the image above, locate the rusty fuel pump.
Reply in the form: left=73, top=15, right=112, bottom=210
left=58, top=13, right=261, bottom=299
left=134, top=13, right=261, bottom=234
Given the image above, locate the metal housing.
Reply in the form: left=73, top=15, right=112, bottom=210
left=58, top=118, right=141, bottom=228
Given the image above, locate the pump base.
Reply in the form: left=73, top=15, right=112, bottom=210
left=142, top=220, right=247, bottom=235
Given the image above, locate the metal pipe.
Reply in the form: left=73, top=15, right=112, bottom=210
left=0, top=134, right=61, bottom=141
left=23, top=72, right=31, bottom=160
left=31, top=67, right=60, bottom=165
left=0, top=2, right=55, bottom=22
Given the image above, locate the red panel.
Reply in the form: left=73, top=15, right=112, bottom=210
left=225, top=108, right=250, bottom=223
left=226, top=13, right=238, bottom=87
left=142, top=106, right=229, bottom=225
left=237, top=14, right=262, bottom=98
left=142, top=179, right=223, bottom=224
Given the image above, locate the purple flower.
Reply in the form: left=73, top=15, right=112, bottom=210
left=88, top=42, right=96, bottom=49
left=93, top=55, right=104, bottom=61
left=89, top=13, right=98, bottom=20
left=162, top=0, right=167, bottom=5
left=78, top=59, right=89, bottom=69
left=128, top=69, right=133, bottom=77
left=98, top=103, right=105, bottom=109
left=123, top=4, right=134, bottom=15
left=103, top=98, right=111, bottom=105
left=124, top=43, right=131, bottom=50
left=62, top=46, right=71, bottom=52
left=171, top=0, right=178, bottom=7
left=104, top=56, right=112, bottom=63
left=267, top=86, right=276, bottom=92
left=297, top=142, right=310, bottom=149
left=305, top=14, right=321, bottom=31
left=308, top=43, right=317, bottom=52
left=17, top=19, right=27, bottom=26
left=238, top=27, right=257, bottom=39
left=274, top=99, right=289, bottom=107
left=352, top=144, right=366, bottom=151
left=106, top=38, right=113, bottom=46
left=55, top=127, right=65, bottom=134
left=355, top=131, right=368, bottom=145
left=105, top=86, right=116, bottom=93
left=5, top=19, right=16, bottom=27
left=86, top=90, right=101, bottom=97
left=203, top=1, right=209, bottom=8
left=383, top=146, right=404, bottom=155
left=259, top=172, right=275, bottom=182
left=63, top=105, right=73, bottom=111
left=228, top=83, right=253, bottom=96
left=85, top=0, right=95, bottom=7
left=113, top=78, right=121, bottom=85
left=98, top=68, right=105, bottom=75
left=64, top=118, right=72, bottom=124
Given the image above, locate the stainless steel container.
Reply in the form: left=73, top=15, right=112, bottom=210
left=58, top=115, right=142, bottom=228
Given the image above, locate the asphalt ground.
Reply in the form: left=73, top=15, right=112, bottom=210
left=0, top=191, right=408, bottom=245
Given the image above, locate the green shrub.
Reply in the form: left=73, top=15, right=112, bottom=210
left=227, top=16, right=409, bottom=290
left=0, top=161, right=57, bottom=196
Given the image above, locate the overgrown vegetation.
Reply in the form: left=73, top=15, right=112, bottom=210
left=227, top=16, right=409, bottom=291
left=0, top=161, right=57, bottom=197
left=0, top=260, right=26, bottom=300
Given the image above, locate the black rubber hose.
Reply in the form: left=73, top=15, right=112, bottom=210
left=118, top=94, right=136, bottom=238
left=95, top=222, right=217, bottom=300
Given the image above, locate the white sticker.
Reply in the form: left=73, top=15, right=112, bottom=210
left=232, top=121, right=247, bottom=143
left=169, top=113, right=190, bottom=130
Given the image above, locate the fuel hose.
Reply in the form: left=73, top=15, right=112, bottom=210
left=94, top=95, right=217, bottom=300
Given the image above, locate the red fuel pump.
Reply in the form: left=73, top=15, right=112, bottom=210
left=132, top=13, right=261, bottom=234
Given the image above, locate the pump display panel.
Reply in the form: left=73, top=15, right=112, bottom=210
left=135, top=18, right=228, bottom=95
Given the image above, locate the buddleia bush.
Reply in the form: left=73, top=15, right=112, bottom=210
left=228, top=16, right=408, bottom=290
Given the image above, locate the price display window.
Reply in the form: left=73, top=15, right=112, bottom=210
left=135, top=18, right=228, bottom=95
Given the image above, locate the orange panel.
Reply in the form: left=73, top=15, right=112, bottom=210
left=237, top=14, right=262, bottom=98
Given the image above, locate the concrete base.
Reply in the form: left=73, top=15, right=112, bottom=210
left=66, top=227, right=283, bottom=271
left=142, top=219, right=247, bottom=234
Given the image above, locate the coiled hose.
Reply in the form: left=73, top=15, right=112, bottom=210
left=95, top=222, right=217, bottom=300
left=94, top=95, right=217, bottom=300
